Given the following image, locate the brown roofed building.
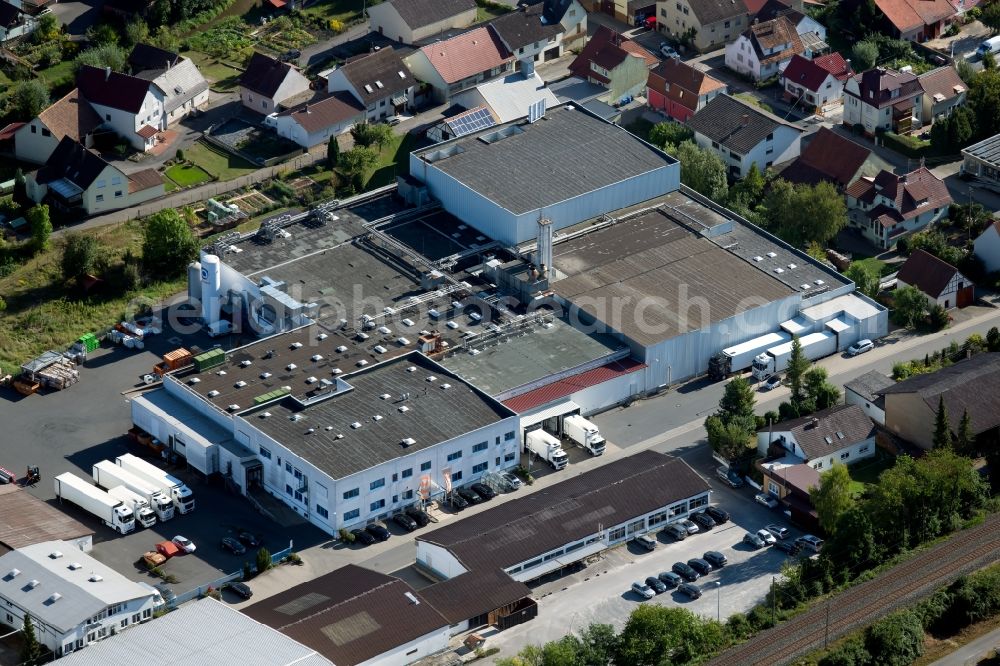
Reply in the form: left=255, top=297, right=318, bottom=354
left=843, top=67, right=924, bottom=137
left=0, top=485, right=93, bottom=556
left=897, top=249, right=973, bottom=310
left=757, top=403, right=878, bottom=470
left=917, top=65, right=966, bottom=123
left=326, top=46, right=415, bottom=122
left=724, top=16, right=804, bottom=82
left=240, top=52, right=311, bottom=115
left=569, top=26, right=658, bottom=103
left=780, top=53, right=853, bottom=114
left=14, top=89, right=102, bottom=165
left=655, top=0, right=750, bottom=52
left=646, top=57, right=726, bottom=122
left=272, top=91, right=366, bottom=148
left=874, top=0, right=955, bottom=41
left=486, top=0, right=587, bottom=64
left=404, top=26, right=514, bottom=103
left=845, top=166, right=952, bottom=248
left=780, top=126, right=890, bottom=190
left=367, top=0, right=476, bottom=44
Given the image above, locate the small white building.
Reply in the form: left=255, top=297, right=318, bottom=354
left=367, top=0, right=476, bottom=44
left=725, top=16, right=803, bottom=82
left=0, top=540, right=162, bottom=659
left=974, top=219, right=1000, bottom=274
left=896, top=249, right=974, bottom=310
left=270, top=92, right=365, bottom=148
left=844, top=370, right=895, bottom=426
left=14, top=88, right=102, bottom=165
left=756, top=404, right=877, bottom=471
left=76, top=65, right=165, bottom=152
left=240, top=52, right=311, bottom=115
left=127, top=44, right=210, bottom=126
left=452, top=69, right=560, bottom=123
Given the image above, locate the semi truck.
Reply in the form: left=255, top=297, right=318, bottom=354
left=116, top=454, right=195, bottom=514
left=92, top=460, right=174, bottom=521
left=751, top=331, right=838, bottom=381
left=525, top=430, right=568, bottom=470
left=708, top=331, right=792, bottom=380
left=107, top=486, right=157, bottom=528
left=562, top=414, right=605, bottom=456
left=54, top=472, right=135, bottom=534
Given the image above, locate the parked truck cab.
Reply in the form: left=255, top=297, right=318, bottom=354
left=562, top=414, right=606, bottom=456
left=525, top=429, right=569, bottom=470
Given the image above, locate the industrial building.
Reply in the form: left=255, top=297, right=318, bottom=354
left=0, top=485, right=93, bottom=555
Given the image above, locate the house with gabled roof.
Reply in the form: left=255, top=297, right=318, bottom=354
left=487, top=0, right=587, bottom=65
left=752, top=0, right=826, bottom=42
left=974, top=218, right=1000, bottom=274
left=271, top=92, right=366, bottom=149
left=569, top=25, right=657, bottom=104
left=843, top=66, right=924, bottom=136
left=655, top=0, right=749, bottom=52
left=917, top=65, right=966, bottom=123
left=367, top=0, right=476, bottom=44
left=874, top=0, right=955, bottom=41
left=0, top=0, right=35, bottom=43
left=845, top=166, right=952, bottom=248
left=779, top=126, right=892, bottom=191
left=240, top=52, right=311, bottom=115
left=14, top=89, right=102, bottom=165
left=128, top=44, right=209, bottom=126
left=646, top=57, right=726, bottom=122
left=76, top=65, right=166, bottom=152
left=845, top=370, right=895, bottom=425
left=757, top=403, right=878, bottom=471
left=780, top=53, right=853, bottom=114
left=725, top=15, right=804, bottom=82
left=404, top=26, right=514, bottom=103
left=326, top=46, right=415, bottom=122
left=897, top=249, right=974, bottom=310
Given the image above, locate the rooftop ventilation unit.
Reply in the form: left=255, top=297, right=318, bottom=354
left=306, top=376, right=318, bottom=384
left=235, top=380, right=247, bottom=388
left=447, top=321, right=459, bottom=329
left=336, top=346, right=348, bottom=353
left=260, top=412, right=272, bottom=419
left=227, top=404, right=240, bottom=412
left=397, top=337, right=410, bottom=346
left=336, top=434, right=344, bottom=439
left=317, top=332, right=328, bottom=340
left=6, top=569, right=19, bottom=579
left=261, top=372, right=272, bottom=379
left=351, top=421, right=362, bottom=429
left=290, top=414, right=303, bottom=422
left=357, top=332, right=369, bottom=341
left=767, top=252, right=777, bottom=258
left=427, top=375, right=437, bottom=382
left=401, top=318, right=415, bottom=326
left=357, top=360, right=369, bottom=367
left=378, top=327, right=391, bottom=335
left=374, top=345, right=387, bottom=354
left=373, top=414, right=383, bottom=421
left=282, top=386, right=291, bottom=392
left=27, top=579, right=40, bottom=588
left=815, top=279, right=825, bottom=285
left=788, top=263, right=797, bottom=270
left=398, top=405, right=410, bottom=413
left=291, top=342, right=303, bottom=349
left=836, top=431, right=845, bottom=439
left=47, top=593, right=62, bottom=603
left=407, top=366, right=417, bottom=373
left=441, top=383, right=452, bottom=390
left=49, top=551, right=63, bottom=559
left=428, top=309, right=440, bottom=319
left=375, top=80, right=384, bottom=88
left=311, top=354, right=324, bottom=362
left=286, top=363, right=297, bottom=371
left=753, top=256, right=763, bottom=262
left=88, top=574, right=103, bottom=582
left=68, top=563, right=82, bottom=570
left=241, top=360, right=252, bottom=367
left=332, top=368, right=343, bottom=375
left=801, top=284, right=811, bottom=290
left=824, top=436, right=833, bottom=444
left=207, top=390, right=220, bottom=398
left=380, top=393, right=391, bottom=400
left=401, top=437, right=416, bottom=447
left=188, top=377, right=201, bottom=384
left=216, top=370, right=227, bottom=376
left=306, top=428, right=315, bottom=435
left=774, top=267, right=784, bottom=274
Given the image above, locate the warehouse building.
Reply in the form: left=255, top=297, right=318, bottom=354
left=0, top=485, right=93, bottom=555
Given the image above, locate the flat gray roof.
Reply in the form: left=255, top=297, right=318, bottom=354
left=245, top=352, right=514, bottom=480
left=413, top=103, right=676, bottom=215
left=963, top=133, right=1000, bottom=166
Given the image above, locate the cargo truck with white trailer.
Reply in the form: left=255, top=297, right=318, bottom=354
left=709, top=331, right=793, bottom=380
left=562, top=414, right=606, bottom=456
left=92, top=460, right=174, bottom=521
left=107, top=486, right=157, bottom=528
left=116, top=454, right=195, bottom=514
left=525, top=429, right=569, bottom=470
left=54, top=472, right=135, bottom=534
left=751, top=331, right=838, bottom=381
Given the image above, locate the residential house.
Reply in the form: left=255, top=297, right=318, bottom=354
left=757, top=403, right=878, bottom=471
left=874, top=0, right=955, bottom=41
left=974, top=219, right=1000, bottom=273
left=896, top=249, right=974, bottom=309
left=961, top=133, right=1000, bottom=194
left=753, top=0, right=827, bottom=42
left=453, top=70, right=560, bottom=123
left=0, top=1, right=34, bottom=43
left=845, top=166, right=952, bottom=248
left=240, top=52, right=311, bottom=115
left=487, top=0, right=587, bottom=65
left=845, top=370, right=895, bottom=425
left=780, top=53, right=853, bottom=114
left=270, top=92, right=365, bottom=149
left=655, top=0, right=749, bottom=53
left=0, top=540, right=162, bottom=658
left=725, top=16, right=804, bottom=82
left=843, top=67, right=924, bottom=136
left=326, top=47, right=415, bottom=122
left=759, top=460, right=819, bottom=529
left=881, top=353, right=1000, bottom=449
left=917, top=65, right=966, bottom=123
left=26, top=136, right=164, bottom=217
left=14, top=89, right=102, bottom=165
left=686, top=93, right=802, bottom=177
left=646, top=57, right=726, bottom=122
left=128, top=44, right=210, bottom=126
left=367, top=0, right=476, bottom=44
left=568, top=25, right=658, bottom=104
left=780, top=126, right=892, bottom=191
left=76, top=65, right=166, bottom=152
left=404, top=26, right=514, bottom=103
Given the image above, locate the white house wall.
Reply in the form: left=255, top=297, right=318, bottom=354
left=360, top=626, right=451, bottom=666
left=14, top=118, right=65, bottom=164
left=415, top=541, right=469, bottom=580
left=974, top=226, right=1000, bottom=273
left=88, top=88, right=164, bottom=150
left=845, top=389, right=886, bottom=426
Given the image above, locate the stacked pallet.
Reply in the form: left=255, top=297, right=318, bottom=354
left=37, top=358, right=79, bottom=390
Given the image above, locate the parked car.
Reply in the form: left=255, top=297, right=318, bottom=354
left=237, top=531, right=262, bottom=547
left=501, top=472, right=522, bottom=490
left=716, top=466, right=744, bottom=488
left=743, top=532, right=766, bottom=549
left=456, top=487, right=483, bottom=505
left=703, top=550, right=728, bottom=568
left=365, top=523, right=391, bottom=542
left=220, top=537, right=245, bottom=555
left=705, top=506, right=730, bottom=524
left=470, top=483, right=496, bottom=500
left=392, top=513, right=418, bottom=532
left=762, top=374, right=782, bottom=391
left=795, top=534, right=825, bottom=553
left=631, top=581, right=655, bottom=600
left=756, top=528, right=776, bottom=546
left=351, top=528, right=376, bottom=545
left=847, top=339, right=874, bottom=356
left=645, top=576, right=668, bottom=594
left=678, top=582, right=703, bottom=599
left=755, top=493, right=779, bottom=509
left=387, top=115, right=403, bottom=126
left=172, top=536, right=196, bottom=553
left=765, top=524, right=790, bottom=540
left=691, top=512, right=716, bottom=530
left=663, top=523, right=688, bottom=541
left=635, top=534, right=657, bottom=551
left=658, top=571, right=683, bottom=588
left=227, top=582, right=253, bottom=600
left=280, top=49, right=301, bottom=62
left=660, top=42, right=680, bottom=59
left=679, top=519, right=700, bottom=534
left=448, top=493, right=469, bottom=510
left=672, top=561, right=700, bottom=581
left=687, top=558, right=713, bottom=576
left=405, top=505, right=431, bottom=526
left=773, top=540, right=800, bottom=555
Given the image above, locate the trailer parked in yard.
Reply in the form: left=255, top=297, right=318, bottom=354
left=562, top=414, right=605, bottom=456
left=92, top=461, right=174, bottom=521
left=709, top=331, right=792, bottom=380
left=751, top=331, right=838, bottom=381
left=525, top=430, right=568, bottom=470
left=54, top=472, right=135, bottom=534
left=116, top=454, right=195, bottom=514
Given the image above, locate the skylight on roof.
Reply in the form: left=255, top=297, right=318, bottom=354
left=364, top=84, right=373, bottom=93
left=375, top=80, right=384, bottom=88
left=397, top=70, right=406, bottom=78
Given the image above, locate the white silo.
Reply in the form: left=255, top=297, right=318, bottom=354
left=200, top=253, right=222, bottom=325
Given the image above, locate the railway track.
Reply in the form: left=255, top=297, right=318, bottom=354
left=708, top=513, right=1000, bottom=666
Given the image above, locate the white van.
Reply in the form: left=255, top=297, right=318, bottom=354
left=975, top=36, right=1000, bottom=58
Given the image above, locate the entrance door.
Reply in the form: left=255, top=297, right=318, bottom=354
left=246, top=463, right=263, bottom=489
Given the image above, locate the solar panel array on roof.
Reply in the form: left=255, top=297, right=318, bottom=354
left=446, top=106, right=496, bottom=137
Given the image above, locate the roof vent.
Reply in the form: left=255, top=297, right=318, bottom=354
left=240, top=360, right=252, bottom=367
left=68, top=563, right=82, bottom=570
left=306, top=376, right=318, bottom=384
left=47, top=593, right=62, bottom=603
left=375, top=80, right=384, bottom=88
left=407, top=366, right=417, bottom=373
left=317, top=332, right=328, bottom=340
left=774, top=267, right=784, bottom=274
left=801, top=284, right=811, bottom=290
left=291, top=342, right=303, bottom=349
left=306, top=428, right=315, bottom=435
left=766, top=252, right=777, bottom=258
left=216, top=370, right=227, bottom=376
left=311, top=354, right=324, bottom=362
left=441, top=383, right=452, bottom=390
left=374, top=345, right=387, bottom=354
left=787, top=263, right=797, bottom=270
left=261, top=372, right=272, bottom=379
left=401, top=437, right=416, bottom=447
left=397, top=337, right=410, bottom=345
left=227, top=404, right=240, bottom=412
left=332, top=368, right=343, bottom=375
left=27, top=579, right=40, bottom=588
left=378, top=326, right=391, bottom=335
left=824, top=436, right=833, bottom=444
left=286, top=363, right=297, bottom=371
left=6, top=569, right=19, bottom=579
left=404, top=591, right=420, bottom=605
left=336, top=346, right=348, bottom=353
left=427, top=375, right=437, bottom=382
left=207, top=390, right=220, bottom=398
left=336, top=433, right=344, bottom=439
left=88, top=574, right=103, bottom=583
left=380, top=393, right=392, bottom=400
left=290, top=414, right=303, bottom=422
left=398, top=405, right=410, bottom=413
left=373, top=414, right=383, bottom=421
left=188, top=377, right=201, bottom=385
left=398, top=70, right=406, bottom=78
left=357, top=360, right=369, bottom=367
left=401, top=318, right=414, bottom=326
left=815, top=279, right=825, bottom=285
left=260, top=412, right=272, bottom=418
left=49, top=551, right=63, bottom=559
left=325, top=425, right=334, bottom=431
left=357, top=332, right=369, bottom=341
left=753, top=256, right=763, bottom=262
left=235, top=380, right=247, bottom=388
left=351, top=421, right=362, bottom=429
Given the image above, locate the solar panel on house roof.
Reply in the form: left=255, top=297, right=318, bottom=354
left=446, top=107, right=496, bottom=137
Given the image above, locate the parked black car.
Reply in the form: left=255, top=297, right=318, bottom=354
left=365, top=524, right=391, bottom=542
left=703, top=551, right=728, bottom=568
left=237, top=531, right=262, bottom=547
left=405, top=505, right=431, bottom=526
left=773, top=540, right=801, bottom=555
left=705, top=506, right=730, bottom=524
left=351, top=528, right=376, bottom=545
left=470, top=483, right=496, bottom=500
left=678, top=582, right=702, bottom=599
left=672, top=561, right=700, bottom=581
left=691, top=512, right=716, bottom=530
left=227, top=582, right=253, bottom=600
left=645, top=576, right=668, bottom=594
left=687, top=558, right=713, bottom=576
left=456, top=487, right=483, bottom=504
left=392, top=513, right=418, bottom=532
left=220, top=537, right=246, bottom=555
left=658, top=571, right=682, bottom=588
left=448, top=493, right=469, bottom=510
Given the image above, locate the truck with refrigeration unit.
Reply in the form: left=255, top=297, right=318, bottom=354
left=115, top=454, right=195, bottom=514
left=92, top=460, right=174, bottom=521
left=106, top=486, right=157, bottom=528
left=562, top=414, right=606, bottom=456
left=54, top=472, right=135, bottom=534
left=708, top=331, right=793, bottom=380
left=751, top=331, right=838, bottom=381
left=525, top=429, right=568, bottom=470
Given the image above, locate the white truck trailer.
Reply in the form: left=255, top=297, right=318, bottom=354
left=526, top=430, right=568, bottom=470
left=92, top=460, right=174, bottom=521
left=751, top=331, right=838, bottom=381
left=562, top=414, right=606, bottom=456
left=107, top=486, right=157, bottom=528
left=116, top=454, right=195, bottom=514
left=712, top=331, right=793, bottom=379
left=54, top=472, right=135, bottom=534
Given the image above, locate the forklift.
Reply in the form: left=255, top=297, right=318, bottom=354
left=22, top=466, right=40, bottom=486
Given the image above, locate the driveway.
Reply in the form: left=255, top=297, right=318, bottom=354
left=50, top=0, right=104, bottom=36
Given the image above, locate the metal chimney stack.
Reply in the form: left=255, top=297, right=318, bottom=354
left=536, top=218, right=553, bottom=280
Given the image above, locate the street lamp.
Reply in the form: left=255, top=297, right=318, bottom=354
left=715, top=581, right=721, bottom=621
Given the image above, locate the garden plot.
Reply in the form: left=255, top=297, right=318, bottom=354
left=227, top=191, right=274, bottom=215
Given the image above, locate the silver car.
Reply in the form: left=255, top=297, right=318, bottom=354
left=679, top=518, right=700, bottom=534
left=765, top=524, right=790, bottom=540
left=631, top=581, right=655, bottom=599
left=847, top=339, right=874, bottom=356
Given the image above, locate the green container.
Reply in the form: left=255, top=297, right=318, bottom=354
left=77, top=333, right=99, bottom=352
left=193, top=348, right=226, bottom=372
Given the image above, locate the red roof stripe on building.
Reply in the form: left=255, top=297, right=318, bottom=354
left=502, top=359, right=646, bottom=413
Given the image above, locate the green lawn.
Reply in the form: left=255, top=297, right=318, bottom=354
left=476, top=0, right=511, bottom=21
left=37, top=59, right=76, bottom=90
left=365, top=132, right=422, bottom=189
left=186, top=141, right=258, bottom=181
left=734, top=92, right=774, bottom=114
left=848, top=453, right=896, bottom=495
left=298, top=0, right=364, bottom=24
left=851, top=257, right=893, bottom=278
left=182, top=51, right=242, bottom=92
left=165, top=163, right=213, bottom=187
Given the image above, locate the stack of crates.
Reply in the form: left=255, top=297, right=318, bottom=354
left=193, top=348, right=226, bottom=372
left=76, top=333, right=99, bottom=353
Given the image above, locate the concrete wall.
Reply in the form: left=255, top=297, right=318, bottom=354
left=884, top=392, right=935, bottom=449
left=415, top=540, right=469, bottom=579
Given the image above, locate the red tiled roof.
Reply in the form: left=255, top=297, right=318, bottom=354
left=620, top=39, right=659, bottom=68
left=502, top=359, right=646, bottom=413
left=875, top=0, right=954, bottom=32
left=812, top=52, right=854, bottom=81
left=847, top=166, right=952, bottom=227
left=136, top=124, right=157, bottom=139
left=647, top=58, right=726, bottom=112
left=787, top=127, right=873, bottom=189
left=781, top=54, right=833, bottom=93
left=419, top=26, right=511, bottom=84
left=0, top=122, right=25, bottom=141
left=267, top=0, right=287, bottom=6
left=570, top=26, right=654, bottom=81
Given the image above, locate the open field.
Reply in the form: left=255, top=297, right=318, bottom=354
left=297, top=0, right=364, bottom=24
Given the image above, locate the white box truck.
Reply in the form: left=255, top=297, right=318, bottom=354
left=116, top=454, right=195, bottom=514
left=711, top=331, right=792, bottom=379
left=525, top=430, right=568, bottom=470
left=751, top=331, right=838, bottom=380
left=92, top=460, right=174, bottom=521
left=107, top=486, right=157, bottom=528
left=54, top=472, right=135, bottom=534
left=974, top=36, right=1000, bottom=59
left=562, top=414, right=605, bottom=456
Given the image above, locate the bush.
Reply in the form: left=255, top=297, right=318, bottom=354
left=284, top=552, right=302, bottom=564
left=175, top=148, right=185, bottom=162
left=819, top=636, right=870, bottom=666
left=255, top=547, right=272, bottom=574
left=863, top=610, right=924, bottom=666
left=928, top=303, right=949, bottom=330
left=881, top=131, right=930, bottom=158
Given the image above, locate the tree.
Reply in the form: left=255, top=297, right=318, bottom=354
left=810, top=464, right=855, bottom=533
left=864, top=610, right=924, bottom=666
left=616, top=605, right=723, bottom=665
left=577, top=623, right=618, bottom=665
left=844, top=262, right=880, bottom=298
left=928, top=303, right=949, bottom=331
left=61, top=233, right=100, bottom=282
left=956, top=408, right=975, bottom=455
left=141, top=209, right=198, bottom=278
left=20, top=613, right=42, bottom=666
left=987, top=326, right=1000, bottom=352
left=27, top=204, right=51, bottom=252
left=825, top=507, right=877, bottom=582
left=255, top=547, right=271, bottom=574
left=957, top=59, right=977, bottom=86
left=86, top=22, right=119, bottom=46
left=33, top=12, right=59, bottom=43
left=75, top=43, right=128, bottom=73
left=350, top=122, right=393, bottom=148
left=676, top=140, right=728, bottom=200
left=338, top=147, right=378, bottom=188
left=804, top=366, right=840, bottom=411
left=981, top=0, right=1000, bottom=33
left=893, top=285, right=927, bottom=328
left=985, top=51, right=997, bottom=71
left=775, top=181, right=846, bottom=247
left=7, top=79, right=50, bottom=120
left=719, top=376, right=756, bottom=423
left=933, top=396, right=952, bottom=449
left=705, top=415, right=757, bottom=462
left=969, top=69, right=1000, bottom=140
left=125, top=18, right=150, bottom=47
left=851, top=40, right=879, bottom=71
left=787, top=336, right=809, bottom=406
left=648, top=121, right=693, bottom=148
left=327, top=135, right=340, bottom=167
